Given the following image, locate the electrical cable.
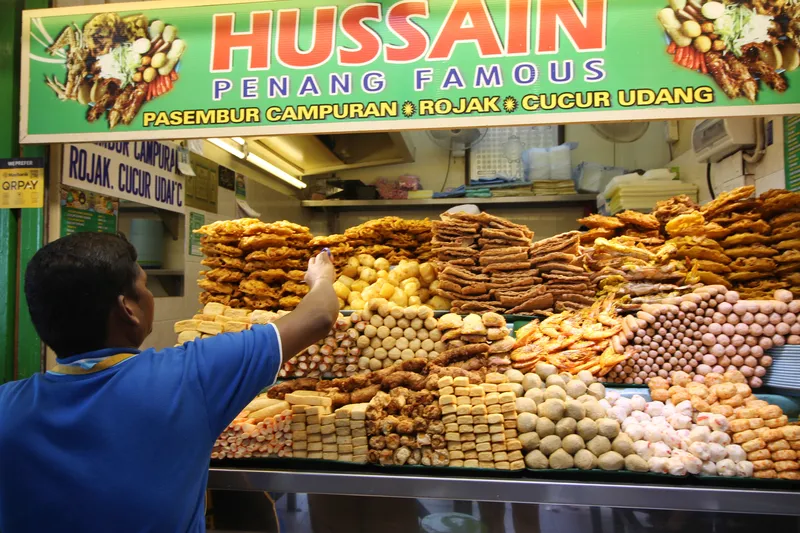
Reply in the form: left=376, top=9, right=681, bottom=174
left=440, top=149, right=453, bottom=192
left=706, top=163, right=715, bottom=200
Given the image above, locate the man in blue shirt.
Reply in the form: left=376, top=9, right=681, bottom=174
left=0, top=232, right=339, bottom=532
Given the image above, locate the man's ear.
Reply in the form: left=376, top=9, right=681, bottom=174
left=117, top=294, right=141, bottom=326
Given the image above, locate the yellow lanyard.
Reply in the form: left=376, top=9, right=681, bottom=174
left=50, top=353, right=137, bottom=375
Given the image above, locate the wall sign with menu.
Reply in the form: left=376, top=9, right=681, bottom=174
left=21, top=0, right=800, bottom=144
left=60, top=186, right=118, bottom=236
left=61, top=141, right=185, bottom=213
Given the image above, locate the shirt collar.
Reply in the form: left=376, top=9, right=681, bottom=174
left=56, top=347, right=141, bottom=366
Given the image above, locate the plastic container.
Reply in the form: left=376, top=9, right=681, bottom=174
left=573, top=162, right=626, bottom=194
left=128, top=218, right=164, bottom=268
left=549, top=144, right=572, bottom=181
left=522, top=147, right=550, bottom=181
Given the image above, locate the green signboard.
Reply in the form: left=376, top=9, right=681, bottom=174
left=784, top=116, right=800, bottom=192
left=59, top=186, right=118, bottom=236
left=188, top=211, right=204, bottom=257
left=21, top=0, right=800, bottom=143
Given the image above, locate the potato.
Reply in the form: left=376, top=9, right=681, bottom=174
left=358, top=254, right=375, bottom=268
left=351, top=279, right=370, bottom=293
left=566, top=380, right=587, bottom=399
left=586, top=436, right=611, bottom=457
left=597, top=418, right=620, bottom=440
left=525, top=450, right=549, bottom=470
left=419, top=262, right=436, bottom=283
left=522, top=373, right=543, bottom=391
left=516, top=397, right=537, bottom=414
left=536, top=418, right=556, bottom=438
left=539, top=435, right=562, bottom=457
left=408, top=296, right=422, bottom=307
left=350, top=298, right=365, bottom=310
left=333, top=281, right=350, bottom=300
left=574, top=449, right=597, bottom=470
left=565, top=399, right=586, bottom=421
left=624, top=454, right=649, bottom=472
left=587, top=383, right=605, bottom=400
left=390, top=289, right=408, bottom=307
left=545, top=374, right=566, bottom=389
left=584, top=402, right=606, bottom=421
left=545, top=385, right=567, bottom=401
left=338, top=275, right=355, bottom=288
left=555, top=418, right=577, bottom=438
left=682, top=20, right=701, bottom=38
left=611, top=434, right=634, bottom=457
left=518, top=412, right=538, bottom=434
left=562, top=434, right=586, bottom=455
left=374, top=257, right=390, bottom=271
left=535, top=363, right=558, bottom=380
left=537, top=399, right=565, bottom=422
left=428, top=296, right=450, bottom=310
left=519, top=431, right=541, bottom=452
left=525, top=388, right=545, bottom=404
left=549, top=449, right=574, bottom=470
left=597, top=451, right=624, bottom=471
left=577, top=419, right=598, bottom=441
left=376, top=270, right=389, bottom=280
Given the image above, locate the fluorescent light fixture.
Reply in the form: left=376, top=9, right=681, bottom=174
left=231, top=137, right=246, bottom=145
left=246, top=152, right=307, bottom=189
left=208, top=138, right=244, bottom=159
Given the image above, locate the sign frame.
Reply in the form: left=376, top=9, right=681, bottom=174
left=20, top=0, right=800, bottom=144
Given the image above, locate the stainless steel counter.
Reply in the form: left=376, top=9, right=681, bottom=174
left=208, top=468, right=800, bottom=516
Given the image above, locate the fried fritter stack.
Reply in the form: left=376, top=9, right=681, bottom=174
left=530, top=232, right=591, bottom=313
left=344, top=216, right=433, bottom=264
left=309, top=234, right=352, bottom=270
left=434, top=312, right=516, bottom=373
left=432, top=212, right=547, bottom=314
left=194, top=218, right=312, bottom=310
left=763, top=190, right=800, bottom=298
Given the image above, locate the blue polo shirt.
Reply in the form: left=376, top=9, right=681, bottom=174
left=0, top=323, right=282, bottom=533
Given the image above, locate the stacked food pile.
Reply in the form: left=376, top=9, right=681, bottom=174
left=309, top=234, right=352, bottom=270
left=173, top=302, right=283, bottom=344
left=437, top=373, right=524, bottom=470
left=344, top=217, right=433, bottom=264
left=353, top=302, right=443, bottom=371
left=432, top=212, right=547, bottom=314
left=604, top=380, right=753, bottom=477
left=330, top=403, right=370, bottom=464
left=435, top=312, right=516, bottom=372
left=193, top=218, right=312, bottom=310
left=279, top=315, right=360, bottom=379
left=759, top=189, right=800, bottom=299
left=212, top=396, right=292, bottom=460
left=334, top=256, right=450, bottom=310
left=286, top=392, right=335, bottom=460
left=585, top=234, right=692, bottom=311
left=510, top=297, right=628, bottom=377
left=529, top=231, right=593, bottom=312
left=517, top=365, right=630, bottom=471
left=605, top=286, right=799, bottom=387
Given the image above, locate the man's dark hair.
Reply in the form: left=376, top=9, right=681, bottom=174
left=25, top=232, right=140, bottom=357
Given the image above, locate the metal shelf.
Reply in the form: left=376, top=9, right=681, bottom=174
left=207, top=468, right=800, bottom=516
left=301, top=195, right=597, bottom=209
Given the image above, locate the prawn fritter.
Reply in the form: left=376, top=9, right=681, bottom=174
left=200, top=235, right=241, bottom=245
left=760, top=189, right=800, bottom=215
left=239, top=234, right=289, bottom=251
left=724, top=244, right=777, bottom=258
left=581, top=228, right=616, bottom=246
left=668, top=235, right=725, bottom=251
left=696, top=271, right=733, bottom=289
left=785, top=273, right=800, bottom=286
left=711, top=210, right=762, bottom=224
left=199, top=292, right=231, bottom=306
left=675, top=246, right=731, bottom=264
left=701, top=185, right=756, bottom=218
left=690, top=260, right=731, bottom=274
left=653, top=195, right=699, bottom=223
left=770, top=212, right=800, bottom=229
left=287, top=270, right=306, bottom=282
left=665, top=212, right=705, bottom=237
left=772, top=223, right=800, bottom=242
left=200, top=244, right=243, bottom=257
left=722, top=233, right=772, bottom=248
left=198, top=279, right=235, bottom=295
left=201, top=256, right=246, bottom=270
left=247, top=269, right=288, bottom=284
left=776, top=239, right=800, bottom=253
left=203, top=268, right=245, bottom=283
left=775, top=250, right=800, bottom=263
left=246, top=247, right=307, bottom=262
left=577, top=214, right=625, bottom=230
left=309, top=234, right=348, bottom=247
left=615, top=210, right=659, bottom=230
left=776, top=262, right=800, bottom=276
left=728, top=271, right=770, bottom=282
left=194, top=218, right=260, bottom=237
left=279, top=295, right=303, bottom=308
left=726, top=219, right=771, bottom=235
left=239, top=279, right=282, bottom=297
left=593, top=238, right=656, bottom=262
left=244, top=296, right=278, bottom=310
left=244, top=260, right=305, bottom=272
left=730, top=257, right=777, bottom=272
left=282, top=281, right=309, bottom=296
